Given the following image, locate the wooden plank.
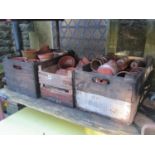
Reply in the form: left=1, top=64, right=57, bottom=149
left=134, top=112, right=155, bottom=134
left=40, top=86, right=74, bottom=107
left=3, top=57, right=40, bottom=98
left=74, top=70, right=133, bottom=102
left=0, top=87, right=139, bottom=135
left=39, top=72, right=72, bottom=90
left=76, top=90, right=133, bottom=123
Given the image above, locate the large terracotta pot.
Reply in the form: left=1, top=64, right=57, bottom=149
left=58, top=55, right=76, bottom=69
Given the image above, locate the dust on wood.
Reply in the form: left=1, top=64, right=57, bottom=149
left=0, top=87, right=139, bottom=135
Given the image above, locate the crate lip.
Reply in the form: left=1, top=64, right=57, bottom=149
left=3, top=56, right=39, bottom=65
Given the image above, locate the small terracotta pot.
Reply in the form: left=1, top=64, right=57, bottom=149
left=97, top=60, right=118, bottom=75
left=38, top=45, right=51, bottom=54
left=97, top=67, right=113, bottom=75
left=22, top=49, right=38, bottom=59
left=130, top=60, right=145, bottom=69
left=90, top=57, right=107, bottom=71
left=38, top=52, right=54, bottom=61
left=81, top=57, right=90, bottom=65
left=40, top=45, right=50, bottom=52
left=76, top=57, right=90, bottom=68
left=116, top=56, right=129, bottom=71
left=58, top=55, right=76, bottom=69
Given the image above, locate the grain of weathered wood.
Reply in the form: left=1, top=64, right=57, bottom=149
left=3, top=57, right=40, bottom=98
left=134, top=112, right=154, bottom=132
left=74, top=56, right=153, bottom=125
left=38, top=55, right=74, bottom=107
left=74, top=70, right=134, bottom=102
left=134, top=112, right=155, bottom=134
left=0, top=87, right=139, bottom=135
left=39, top=72, right=72, bottom=90
left=40, top=86, right=73, bottom=107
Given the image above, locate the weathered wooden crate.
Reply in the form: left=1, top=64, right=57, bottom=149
left=2, top=56, right=40, bottom=98
left=74, top=56, right=153, bottom=125
left=38, top=56, right=74, bottom=107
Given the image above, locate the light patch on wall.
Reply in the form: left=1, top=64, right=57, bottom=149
left=29, top=21, right=53, bottom=49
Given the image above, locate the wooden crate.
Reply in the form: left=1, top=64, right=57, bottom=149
left=74, top=56, right=153, bottom=125
left=2, top=56, right=40, bottom=98
left=38, top=56, right=74, bottom=107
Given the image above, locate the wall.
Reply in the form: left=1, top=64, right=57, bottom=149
left=107, top=20, right=119, bottom=53
left=52, top=19, right=110, bottom=59
left=144, top=20, right=155, bottom=57
left=107, top=19, right=148, bottom=56
left=0, top=20, right=53, bottom=56
left=29, top=21, right=53, bottom=50
left=117, top=19, right=147, bottom=56
left=18, top=21, right=34, bottom=50
left=144, top=20, right=155, bottom=90
left=0, top=21, right=14, bottom=59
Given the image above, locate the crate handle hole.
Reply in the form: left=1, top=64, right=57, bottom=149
left=13, top=65, right=22, bottom=70
left=92, top=77, right=110, bottom=85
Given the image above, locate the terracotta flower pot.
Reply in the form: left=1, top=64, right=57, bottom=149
left=81, top=57, right=90, bottom=65
left=40, top=45, right=50, bottom=52
left=38, top=44, right=51, bottom=55
left=38, top=52, right=54, bottom=61
left=90, top=57, right=107, bottom=71
left=130, top=60, right=145, bottom=69
left=97, top=60, right=118, bottom=75
left=116, top=56, right=129, bottom=71
left=76, top=57, right=90, bottom=68
left=97, top=67, right=113, bottom=75
left=58, top=55, right=76, bottom=69
left=22, top=49, right=38, bottom=59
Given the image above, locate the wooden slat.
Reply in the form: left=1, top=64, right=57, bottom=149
left=74, top=70, right=133, bottom=102
left=39, top=72, right=72, bottom=90
left=134, top=112, right=154, bottom=127
left=40, top=86, right=73, bottom=107
left=3, top=57, right=40, bottom=98
left=0, top=87, right=139, bottom=135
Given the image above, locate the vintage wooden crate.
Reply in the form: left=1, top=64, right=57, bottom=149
left=74, top=56, right=153, bottom=125
left=38, top=55, right=74, bottom=107
left=2, top=56, right=40, bottom=98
